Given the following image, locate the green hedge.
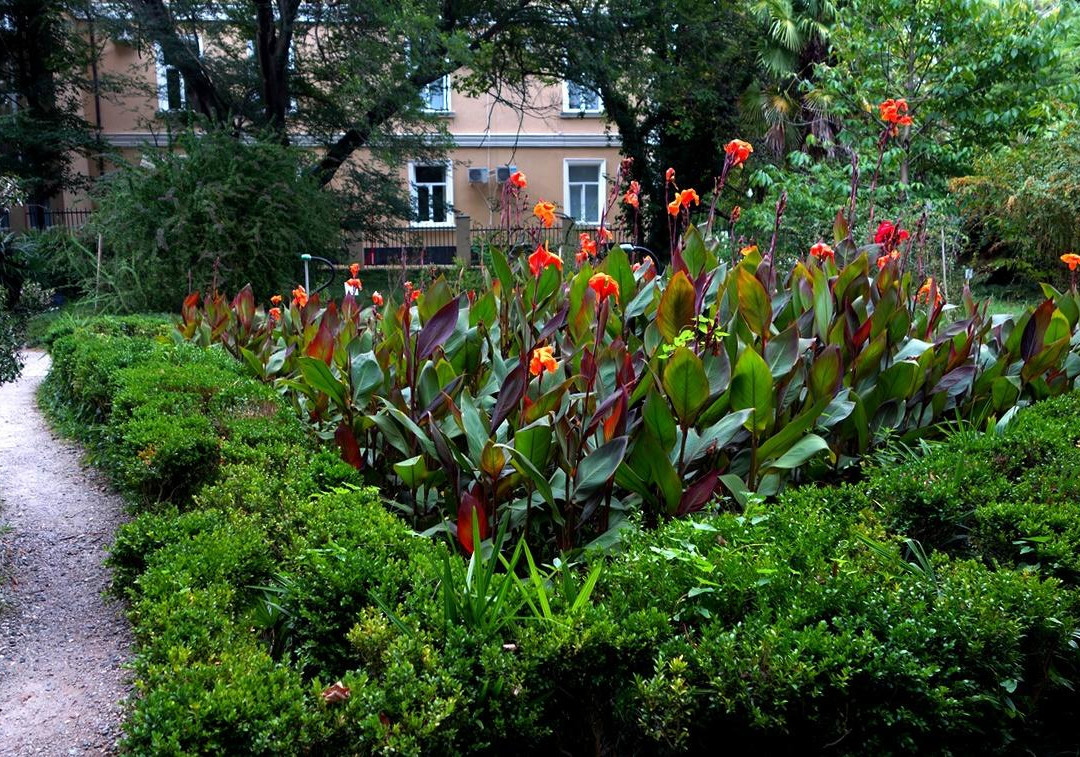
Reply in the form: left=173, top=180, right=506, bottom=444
left=45, top=321, right=1080, bottom=755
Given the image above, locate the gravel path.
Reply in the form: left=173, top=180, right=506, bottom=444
left=0, top=350, right=132, bottom=756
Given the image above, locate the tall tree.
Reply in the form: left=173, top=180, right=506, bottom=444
left=474, top=0, right=761, bottom=254
left=0, top=0, right=105, bottom=214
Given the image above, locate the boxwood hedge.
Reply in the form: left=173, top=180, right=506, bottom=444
left=44, top=319, right=1080, bottom=755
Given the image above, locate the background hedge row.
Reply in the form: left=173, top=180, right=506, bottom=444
left=41, top=318, right=1080, bottom=755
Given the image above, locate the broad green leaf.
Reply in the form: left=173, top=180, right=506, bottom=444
left=662, top=346, right=710, bottom=425
left=603, top=245, right=636, bottom=311
left=657, top=270, right=696, bottom=343
left=514, top=419, right=553, bottom=469
left=736, top=267, right=771, bottom=339
left=393, top=455, right=428, bottom=488
left=298, top=356, right=346, bottom=408
left=574, top=436, right=629, bottom=500
left=809, top=345, right=841, bottom=401
left=643, top=389, right=678, bottom=452
left=730, top=348, right=773, bottom=433
left=762, top=433, right=832, bottom=471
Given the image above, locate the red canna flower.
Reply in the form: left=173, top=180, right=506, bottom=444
left=879, top=97, right=912, bottom=128
left=349, top=262, right=360, bottom=278
left=588, top=272, right=620, bottom=304
left=1061, top=253, right=1080, bottom=271
left=509, top=170, right=527, bottom=189
left=809, top=242, right=835, bottom=262
left=528, top=241, right=563, bottom=277
left=344, top=277, right=363, bottom=296
left=292, top=285, right=308, bottom=308
left=533, top=200, right=557, bottom=228
left=410, top=289, right=421, bottom=303
left=371, top=291, right=384, bottom=306
left=529, top=344, right=558, bottom=377
left=268, top=307, right=281, bottom=322
left=730, top=205, right=741, bottom=223
left=679, top=188, right=700, bottom=208
left=667, top=198, right=681, bottom=216
left=629, top=180, right=641, bottom=194
left=270, top=294, right=283, bottom=305
left=665, top=167, right=676, bottom=184
left=724, top=139, right=753, bottom=167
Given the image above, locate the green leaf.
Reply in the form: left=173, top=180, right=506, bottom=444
left=393, top=455, right=428, bottom=488
left=657, top=270, right=696, bottom=343
left=643, top=389, right=678, bottom=452
left=298, top=356, right=346, bottom=408
left=730, top=348, right=773, bottom=433
left=762, top=433, right=832, bottom=471
left=490, top=247, right=514, bottom=295
left=809, top=345, right=842, bottom=400
left=574, top=436, right=628, bottom=500
left=603, top=245, right=636, bottom=311
left=682, top=224, right=713, bottom=278
left=736, top=267, right=771, bottom=339
left=662, top=346, right=710, bottom=425
left=496, top=443, right=555, bottom=506
left=349, top=350, right=384, bottom=403
left=514, top=419, right=553, bottom=469
left=756, top=397, right=829, bottom=462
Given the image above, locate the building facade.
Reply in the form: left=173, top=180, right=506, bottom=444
left=41, top=28, right=624, bottom=264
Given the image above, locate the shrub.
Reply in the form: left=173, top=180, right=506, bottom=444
left=46, top=319, right=1080, bottom=755
left=0, top=289, right=21, bottom=385
left=87, top=130, right=342, bottom=313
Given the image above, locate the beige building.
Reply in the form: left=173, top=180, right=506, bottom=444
left=43, top=28, right=625, bottom=264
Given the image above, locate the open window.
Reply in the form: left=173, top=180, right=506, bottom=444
left=563, top=81, right=602, bottom=114
left=421, top=74, right=452, bottom=113
left=155, top=34, right=200, bottom=112
left=409, top=161, right=454, bottom=226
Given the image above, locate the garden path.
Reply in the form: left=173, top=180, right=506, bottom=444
left=0, top=350, right=131, bottom=756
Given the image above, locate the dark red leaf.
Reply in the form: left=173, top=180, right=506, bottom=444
left=306, top=319, right=335, bottom=365
left=490, top=362, right=525, bottom=433
left=334, top=422, right=363, bottom=470
left=677, top=470, right=720, bottom=516
left=457, top=485, right=489, bottom=555
left=416, top=296, right=460, bottom=361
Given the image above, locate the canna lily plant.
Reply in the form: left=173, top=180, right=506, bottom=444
left=178, top=125, right=1080, bottom=557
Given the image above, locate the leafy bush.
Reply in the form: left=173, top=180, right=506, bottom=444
left=46, top=319, right=1080, bottom=755
left=951, top=125, right=1080, bottom=289
left=182, top=207, right=1080, bottom=558
left=87, top=130, right=341, bottom=313
left=0, top=289, right=22, bottom=385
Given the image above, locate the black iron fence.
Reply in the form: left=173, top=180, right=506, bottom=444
left=347, top=226, right=458, bottom=266
left=23, top=205, right=92, bottom=232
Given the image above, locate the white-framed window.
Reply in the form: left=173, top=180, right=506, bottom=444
left=155, top=34, right=200, bottom=112
left=246, top=39, right=298, bottom=113
left=421, top=74, right=451, bottom=113
left=563, top=81, right=602, bottom=114
left=409, top=161, right=454, bottom=226
left=563, top=159, right=605, bottom=226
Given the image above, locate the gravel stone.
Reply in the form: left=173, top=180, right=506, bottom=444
left=0, top=351, right=132, bottom=756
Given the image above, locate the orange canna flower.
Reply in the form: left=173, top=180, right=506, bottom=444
left=640, top=255, right=657, bottom=282
left=410, top=289, right=421, bottom=303
left=349, top=262, right=360, bottom=278
left=588, top=272, right=620, bottom=304
left=724, top=139, right=753, bottom=167
left=917, top=277, right=944, bottom=306
left=578, top=232, right=597, bottom=261
left=372, top=291, right=384, bottom=306
left=345, top=277, right=363, bottom=296
left=268, top=307, right=281, bottom=322
left=623, top=189, right=639, bottom=209
left=533, top=200, right=557, bottom=228
left=665, top=167, right=675, bottom=184
left=730, top=205, right=741, bottom=223
left=292, top=285, right=308, bottom=308
left=809, top=242, right=835, bottom=262
left=879, top=97, right=911, bottom=126
left=629, top=180, right=641, bottom=194
left=528, top=241, right=563, bottom=277
left=529, top=345, right=558, bottom=377
left=679, top=188, right=700, bottom=208
left=509, top=170, right=527, bottom=189
left=739, top=244, right=758, bottom=257
left=876, top=250, right=901, bottom=270
left=599, top=226, right=613, bottom=242
left=1061, top=253, right=1080, bottom=271
left=270, top=294, right=283, bottom=305
left=667, top=198, right=681, bottom=216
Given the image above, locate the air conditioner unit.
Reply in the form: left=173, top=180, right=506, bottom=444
left=495, top=165, right=517, bottom=183
left=114, top=28, right=136, bottom=46
left=467, top=167, right=489, bottom=183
